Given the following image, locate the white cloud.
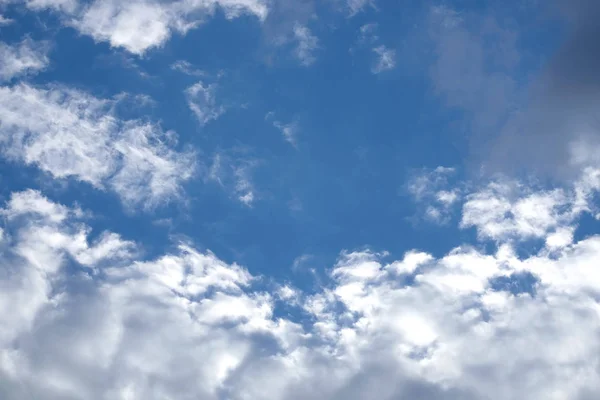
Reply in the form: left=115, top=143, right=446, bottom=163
left=0, top=83, right=196, bottom=210
left=347, top=0, right=374, bottom=16
left=266, top=112, right=299, bottom=147
left=3, top=172, right=600, bottom=398
left=357, top=22, right=378, bottom=44
left=73, top=0, right=173, bottom=55
left=371, top=44, right=395, bottom=74
left=5, top=0, right=268, bottom=55
left=293, top=23, right=318, bottom=66
left=461, top=181, right=575, bottom=242
left=185, top=81, right=225, bottom=126
left=0, top=14, right=13, bottom=25
left=170, top=59, right=205, bottom=76
left=208, top=152, right=258, bottom=206
left=83, top=0, right=268, bottom=54
left=0, top=38, right=50, bottom=81
left=408, top=166, right=461, bottom=224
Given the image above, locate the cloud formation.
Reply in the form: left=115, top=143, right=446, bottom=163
left=2, top=163, right=600, bottom=398
left=186, top=81, right=225, bottom=126
left=0, top=84, right=196, bottom=209
left=4, top=0, right=269, bottom=54
left=0, top=38, right=50, bottom=81
left=428, top=2, right=600, bottom=179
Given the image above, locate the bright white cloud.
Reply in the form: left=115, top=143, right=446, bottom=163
left=0, top=39, right=50, bottom=81
left=461, top=182, right=572, bottom=242
left=3, top=179, right=600, bottom=398
left=0, top=83, right=196, bottom=210
left=371, top=44, right=395, bottom=74
left=76, top=0, right=269, bottom=54
left=185, top=81, right=225, bottom=126
left=6, top=0, right=268, bottom=54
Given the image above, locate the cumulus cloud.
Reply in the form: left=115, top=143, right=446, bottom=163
left=0, top=83, right=196, bottom=210
left=3, top=170, right=600, bottom=398
left=0, top=38, right=50, bottom=81
left=185, top=81, right=225, bottom=126
left=4, top=0, right=268, bottom=54
left=74, top=0, right=269, bottom=54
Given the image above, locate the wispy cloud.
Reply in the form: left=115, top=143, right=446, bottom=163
left=185, top=81, right=225, bottom=126
left=0, top=38, right=50, bottom=81
left=266, top=112, right=299, bottom=147
left=371, top=44, right=396, bottom=74
left=0, top=84, right=196, bottom=210
left=208, top=152, right=259, bottom=207
left=293, top=23, right=319, bottom=66
left=170, top=60, right=206, bottom=77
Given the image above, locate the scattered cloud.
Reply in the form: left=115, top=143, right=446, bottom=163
left=293, top=23, right=318, bottom=66
left=185, top=81, right=225, bottom=126
left=0, top=83, right=196, bottom=210
left=170, top=60, right=205, bottom=77
left=0, top=38, right=50, bottom=81
left=208, top=151, right=259, bottom=206
left=352, top=23, right=395, bottom=74
left=371, top=44, right=395, bottom=73
left=347, top=0, right=375, bottom=16
left=266, top=112, right=299, bottom=147
left=407, top=166, right=461, bottom=224
left=0, top=14, right=13, bottom=25
left=357, top=22, right=378, bottom=44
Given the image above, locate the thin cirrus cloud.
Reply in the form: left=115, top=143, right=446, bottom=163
left=0, top=83, right=196, bottom=210
left=2, top=165, right=600, bottom=398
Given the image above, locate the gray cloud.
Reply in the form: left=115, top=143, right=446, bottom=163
left=428, top=1, right=600, bottom=179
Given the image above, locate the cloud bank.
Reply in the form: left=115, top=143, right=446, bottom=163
left=2, top=163, right=600, bottom=399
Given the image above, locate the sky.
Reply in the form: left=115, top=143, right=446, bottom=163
left=1, top=0, right=600, bottom=399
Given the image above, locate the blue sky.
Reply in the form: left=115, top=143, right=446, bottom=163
left=2, top=0, right=600, bottom=399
